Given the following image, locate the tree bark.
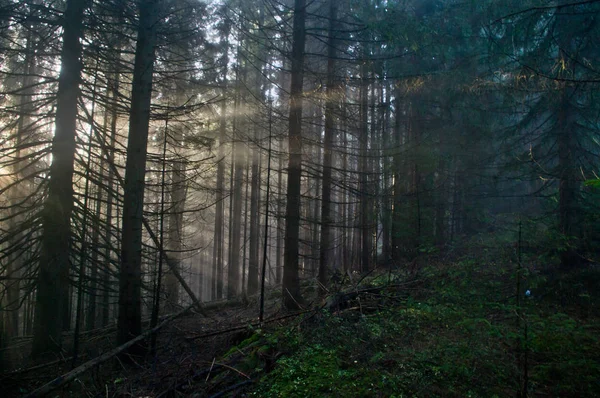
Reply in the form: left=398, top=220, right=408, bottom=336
left=391, top=90, right=403, bottom=263
left=166, top=127, right=186, bottom=311
left=283, top=0, right=307, bottom=309
left=227, top=57, right=246, bottom=299
left=32, top=0, right=86, bottom=358
left=212, top=19, right=230, bottom=302
left=6, top=24, right=36, bottom=345
left=117, top=0, right=159, bottom=354
left=359, top=45, right=371, bottom=272
left=247, top=145, right=261, bottom=295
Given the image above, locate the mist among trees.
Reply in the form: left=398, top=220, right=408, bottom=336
left=1, top=0, right=599, bottom=396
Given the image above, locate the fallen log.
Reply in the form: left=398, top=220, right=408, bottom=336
left=185, top=310, right=311, bottom=341
left=25, top=305, right=193, bottom=398
left=324, top=282, right=416, bottom=312
left=141, top=217, right=208, bottom=317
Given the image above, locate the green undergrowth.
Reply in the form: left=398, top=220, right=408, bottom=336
left=221, top=260, right=600, bottom=397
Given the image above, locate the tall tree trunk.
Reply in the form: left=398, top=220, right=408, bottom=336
left=242, top=159, right=251, bottom=296
left=381, top=80, right=391, bottom=260
left=223, top=133, right=235, bottom=300
left=369, top=70, right=380, bottom=264
left=100, top=0, right=126, bottom=328
left=247, top=144, right=261, bottom=295
left=228, top=58, right=246, bottom=298
left=311, top=149, right=321, bottom=277
left=341, top=102, right=349, bottom=272
left=102, top=66, right=120, bottom=327
left=276, top=147, right=284, bottom=284
left=6, top=25, right=36, bottom=345
left=359, top=47, right=371, bottom=272
left=283, top=0, right=307, bottom=309
left=87, top=102, right=107, bottom=330
left=557, top=84, right=579, bottom=267
left=435, top=108, right=449, bottom=246
left=117, top=0, right=159, bottom=354
left=247, top=9, right=268, bottom=296
left=556, top=17, right=580, bottom=267
left=212, top=19, right=230, bottom=302
left=227, top=58, right=247, bottom=298
left=32, top=0, right=86, bottom=358
left=73, top=68, right=99, bottom=363
left=391, top=90, right=403, bottom=263
left=166, top=127, right=186, bottom=311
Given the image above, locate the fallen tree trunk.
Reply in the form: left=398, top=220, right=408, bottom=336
left=186, top=310, right=311, bottom=341
left=141, top=216, right=208, bottom=316
left=25, top=305, right=193, bottom=398
left=324, top=282, right=416, bottom=312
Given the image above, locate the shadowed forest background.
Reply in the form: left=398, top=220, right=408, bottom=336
left=0, top=0, right=599, bottom=396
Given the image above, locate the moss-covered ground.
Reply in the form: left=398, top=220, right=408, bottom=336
left=220, top=258, right=599, bottom=397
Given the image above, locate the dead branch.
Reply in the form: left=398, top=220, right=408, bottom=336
left=24, top=304, right=193, bottom=398
left=185, top=310, right=311, bottom=341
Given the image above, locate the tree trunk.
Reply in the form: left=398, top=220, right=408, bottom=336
left=212, top=20, right=230, bottom=302
left=242, top=159, right=250, bottom=295
left=247, top=9, right=268, bottom=296
left=381, top=80, right=391, bottom=260
left=228, top=58, right=246, bottom=298
left=6, top=25, right=36, bottom=345
left=276, top=147, right=284, bottom=285
left=117, top=0, right=159, bottom=354
left=166, top=127, right=186, bottom=311
left=283, top=0, right=307, bottom=309
left=341, top=102, right=349, bottom=272
left=32, top=0, right=86, bottom=358
left=247, top=144, right=261, bottom=295
left=391, top=90, right=403, bottom=263
left=359, top=46, right=371, bottom=272
left=557, top=84, right=579, bottom=267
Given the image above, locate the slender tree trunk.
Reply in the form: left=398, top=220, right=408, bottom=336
left=381, top=80, right=391, bottom=259
left=341, top=102, right=349, bottom=272
left=247, top=7, right=268, bottom=296
left=228, top=59, right=246, bottom=298
left=311, top=151, right=321, bottom=277
left=242, top=159, right=251, bottom=296
left=223, top=133, right=235, bottom=300
left=32, top=0, right=86, bottom=358
left=117, top=0, right=159, bottom=354
left=166, top=127, right=186, bottom=311
left=102, top=67, right=119, bottom=327
left=556, top=21, right=580, bottom=267
left=359, top=47, right=371, bottom=272
left=369, top=71, right=379, bottom=263
left=391, top=90, right=403, bottom=262
left=247, top=144, right=261, bottom=295
left=557, top=83, right=579, bottom=267
left=276, top=148, right=284, bottom=284
left=283, top=0, right=307, bottom=309
left=150, top=120, right=168, bottom=353
left=99, top=0, right=126, bottom=327
left=212, top=20, right=230, bottom=302
left=73, top=68, right=99, bottom=363
left=87, top=98, right=108, bottom=330
left=6, top=26, right=36, bottom=345
left=435, top=108, right=449, bottom=246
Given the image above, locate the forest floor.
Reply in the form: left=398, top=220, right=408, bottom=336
left=2, top=249, right=600, bottom=397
